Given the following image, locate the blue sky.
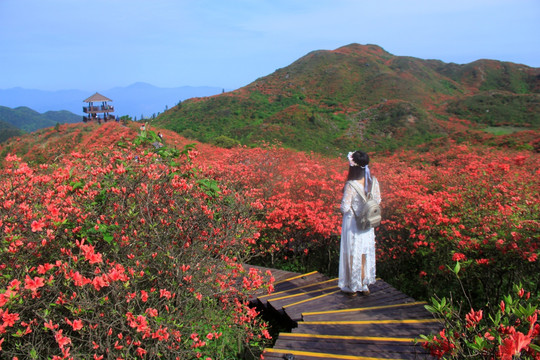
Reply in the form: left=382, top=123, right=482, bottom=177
left=1, top=0, right=539, bottom=91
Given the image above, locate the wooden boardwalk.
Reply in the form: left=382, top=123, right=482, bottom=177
left=247, top=267, right=441, bottom=360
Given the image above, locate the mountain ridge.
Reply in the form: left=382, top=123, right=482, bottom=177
left=0, top=105, right=81, bottom=134
left=155, top=43, right=539, bottom=154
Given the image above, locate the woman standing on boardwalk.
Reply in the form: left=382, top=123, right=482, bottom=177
left=338, top=150, right=381, bottom=296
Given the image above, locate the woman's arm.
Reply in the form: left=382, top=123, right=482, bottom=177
left=340, top=182, right=354, bottom=214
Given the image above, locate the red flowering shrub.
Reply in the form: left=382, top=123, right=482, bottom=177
left=199, top=145, right=345, bottom=273
left=375, top=142, right=539, bottom=307
left=0, top=142, right=273, bottom=359
left=2, top=121, right=539, bottom=357
left=420, top=281, right=540, bottom=359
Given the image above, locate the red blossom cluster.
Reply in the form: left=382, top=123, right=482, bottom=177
left=199, top=146, right=344, bottom=261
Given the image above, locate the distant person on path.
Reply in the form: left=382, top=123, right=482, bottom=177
left=338, top=150, right=381, bottom=296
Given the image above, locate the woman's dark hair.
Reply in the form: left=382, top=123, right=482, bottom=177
left=346, top=151, right=370, bottom=181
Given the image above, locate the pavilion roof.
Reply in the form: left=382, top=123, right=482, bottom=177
left=83, top=92, right=113, bottom=103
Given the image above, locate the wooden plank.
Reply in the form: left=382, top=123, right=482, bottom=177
left=301, top=319, right=439, bottom=326
left=267, top=279, right=339, bottom=301
left=258, top=272, right=329, bottom=307
left=302, top=304, right=433, bottom=322
left=263, top=347, right=414, bottom=360
left=284, top=289, right=342, bottom=309
left=277, top=332, right=417, bottom=343
left=272, top=333, right=425, bottom=357
left=294, top=323, right=442, bottom=338
left=300, top=291, right=414, bottom=316
left=275, top=270, right=320, bottom=284
left=303, top=301, right=427, bottom=317
left=284, top=289, right=416, bottom=324
left=268, top=286, right=340, bottom=317
left=273, top=334, right=423, bottom=350
left=245, top=267, right=328, bottom=309
left=271, top=338, right=429, bottom=360
left=262, top=277, right=337, bottom=300
left=283, top=290, right=343, bottom=324
left=267, top=282, right=339, bottom=307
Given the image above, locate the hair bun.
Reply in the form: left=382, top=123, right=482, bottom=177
left=353, top=151, right=369, bottom=167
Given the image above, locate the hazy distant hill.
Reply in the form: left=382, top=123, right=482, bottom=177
left=155, top=43, right=539, bottom=154
left=0, top=83, right=224, bottom=119
left=105, top=82, right=225, bottom=119
left=0, top=106, right=80, bottom=133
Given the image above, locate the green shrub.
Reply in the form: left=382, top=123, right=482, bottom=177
left=212, top=135, right=241, bottom=149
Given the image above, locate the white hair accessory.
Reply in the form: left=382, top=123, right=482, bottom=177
left=347, top=152, right=358, bottom=167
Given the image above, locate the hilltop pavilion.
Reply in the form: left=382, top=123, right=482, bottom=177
left=83, top=92, right=115, bottom=122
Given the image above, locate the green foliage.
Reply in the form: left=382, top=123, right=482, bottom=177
left=0, top=120, right=24, bottom=143
left=360, top=101, right=444, bottom=152
left=181, top=128, right=198, bottom=140
left=477, top=62, right=533, bottom=94
left=447, top=92, right=540, bottom=127
left=483, top=126, right=530, bottom=135
left=212, top=135, right=240, bottom=148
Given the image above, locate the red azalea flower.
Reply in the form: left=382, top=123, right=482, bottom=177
left=24, top=275, right=45, bottom=293
left=465, top=309, right=483, bottom=328
left=31, top=219, right=45, bottom=232
left=452, top=252, right=467, bottom=262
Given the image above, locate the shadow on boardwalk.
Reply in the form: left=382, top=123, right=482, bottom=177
left=245, top=265, right=441, bottom=360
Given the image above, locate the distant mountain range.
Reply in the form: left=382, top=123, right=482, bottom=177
left=155, top=43, right=540, bottom=154
left=0, top=82, right=225, bottom=119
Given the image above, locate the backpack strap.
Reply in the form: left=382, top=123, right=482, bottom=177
left=348, top=180, right=368, bottom=202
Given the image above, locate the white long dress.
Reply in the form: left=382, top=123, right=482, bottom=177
left=338, top=178, right=381, bottom=292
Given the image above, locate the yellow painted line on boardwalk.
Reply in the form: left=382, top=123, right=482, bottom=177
left=302, top=301, right=428, bottom=316
left=258, top=278, right=337, bottom=299
left=302, top=318, right=439, bottom=325
left=284, top=289, right=341, bottom=308
left=279, top=332, right=416, bottom=343
left=274, top=271, right=319, bottom=285
left=264, top=348, right=403, bottom=360
left=268, top=285, right=338, bottom=302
